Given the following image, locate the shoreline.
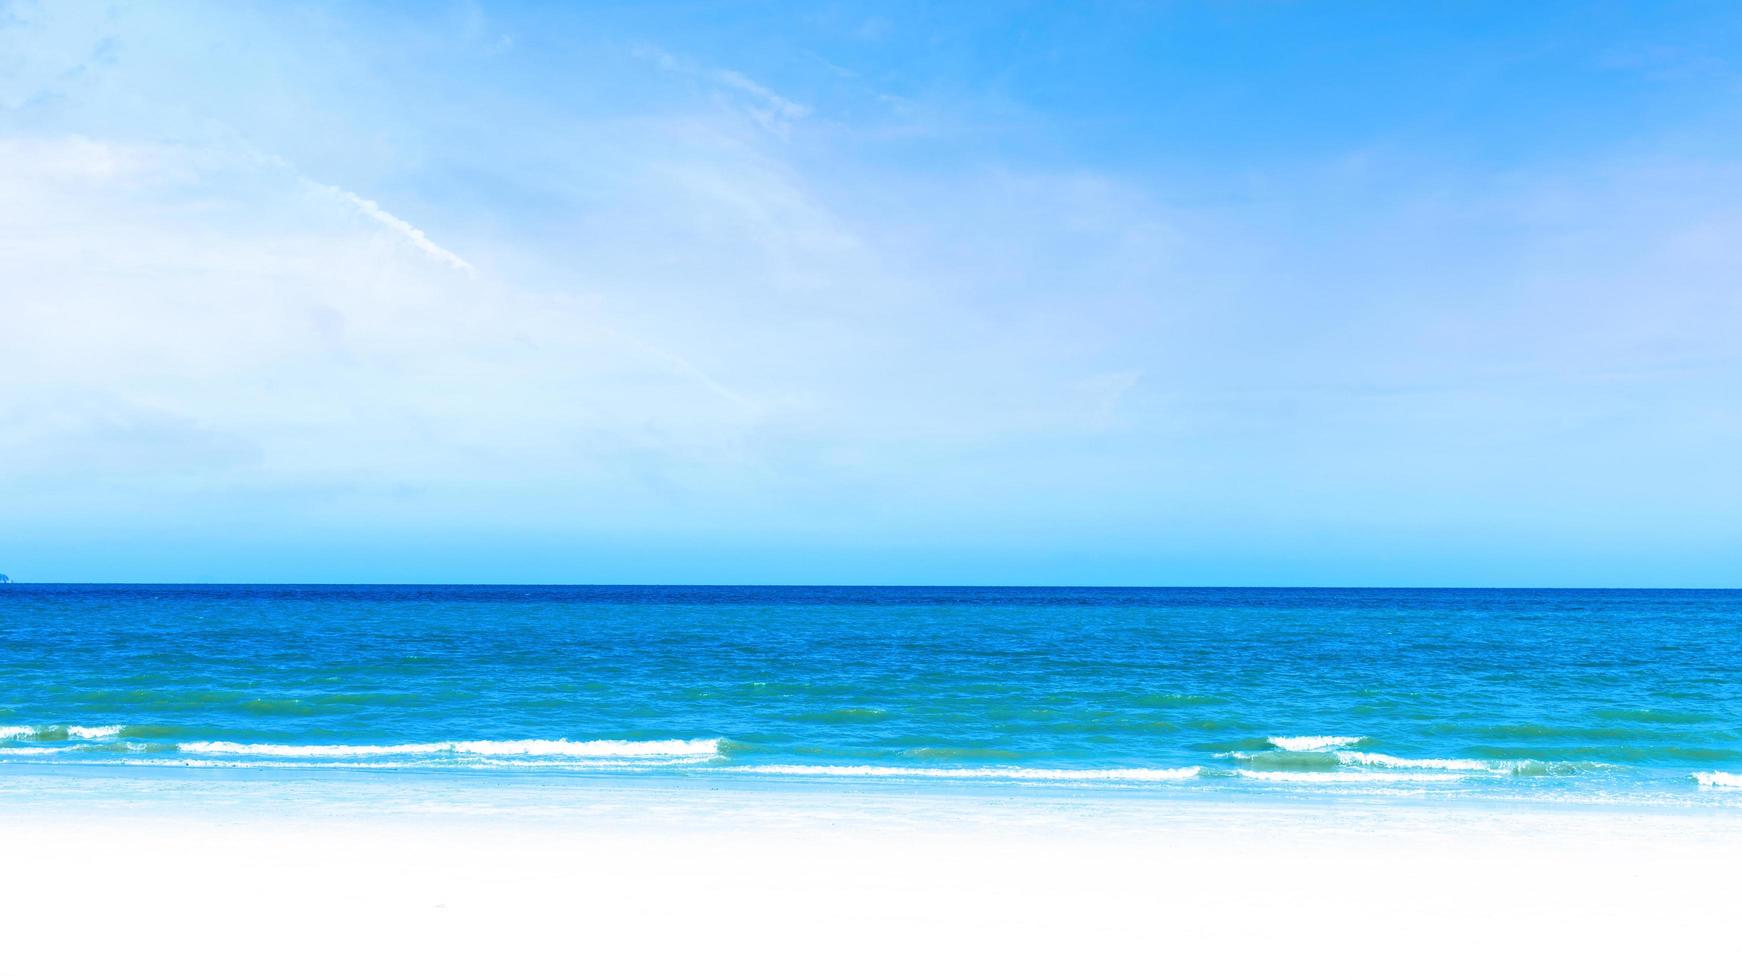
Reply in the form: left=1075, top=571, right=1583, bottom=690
left=5, top=751, right=1739, bottom=812
left=10, top=755, right=1742, bottom=825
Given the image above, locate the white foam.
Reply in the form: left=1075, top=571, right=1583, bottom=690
left=1693, top=771, right=1742, bottom=789
left=175, top=738, right=723, bottom=760
left=0, top=757, right=1201, bottom=780
left=1268, top=736, right=1364, bottom=752
left=1236, top=769, right=1467, bottom=783
left=67, top=757, right=703, bottom=771
left=449, top=738, right=720, bottom=758
left=738, top=764, right=1202, bottom=782
left=1336, top=751, right=1496, bottom=772
left=0, top=746, right=76, bottom=756
left=0, top=724, right=123, bottom=740
left=67, top=725, right=123, bottom=739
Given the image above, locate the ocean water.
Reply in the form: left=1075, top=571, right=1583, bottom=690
left=3, top=585, right=1740, bottom=803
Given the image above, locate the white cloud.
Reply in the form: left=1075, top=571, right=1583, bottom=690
left=0, top=135, right=764, bottom=520
left=323, top=184, right=475, bottom=274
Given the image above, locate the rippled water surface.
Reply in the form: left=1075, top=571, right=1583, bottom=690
left=3, top=586, right=1740, bottom=800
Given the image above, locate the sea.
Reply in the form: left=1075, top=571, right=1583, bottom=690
left=3, top=585, right=1740, bottom=806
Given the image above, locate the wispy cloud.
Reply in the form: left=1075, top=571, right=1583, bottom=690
left=634, top=44, right=810, bottom=136
left=323, top=185, right=475, bottom=274
left=710, top=67, right=810, bottom=132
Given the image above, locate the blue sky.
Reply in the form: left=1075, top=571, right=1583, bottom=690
left=2, top=1, right=1740, bottom=585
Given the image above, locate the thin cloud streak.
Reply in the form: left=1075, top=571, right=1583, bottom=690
left=326, top=186, right=476, bottom=274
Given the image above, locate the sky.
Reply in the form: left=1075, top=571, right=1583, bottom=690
left=2, top=1, right=1740, bottom=586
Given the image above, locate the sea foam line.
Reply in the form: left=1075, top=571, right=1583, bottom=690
left=1693, top=771, right=1742, bottom=789
left=0, top=724, right=124, bottom=740
left=0, top=757, right=1203, bottom=780
left=1224, top=749, right=1569, bottom=776
left=1334, top=751, right=1496, bottom=771
left=175, top=738, right=723, bottom=759
left=1236, top=769, right=1467, bottom=783
left=68, top=725, right=124, bottom=739
left=737, top=764, right=1203, bottom=782
left=1267, top=736, right=1364, bottom=752
left=14, top=757, right=711, bottom=771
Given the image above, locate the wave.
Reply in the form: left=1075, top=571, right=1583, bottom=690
left=737, top=764, right=1203, bottom=782
left=1267, top=735, right=1364, bottom=752
left=1236, top=769, right=1467, bottom=783
left=1341, top=753, right=1597, bottom=777
left=175, top=738, right=723, bottom=759
left=1693, top=771, right=1742, bottom=788
left=29, top=756, right=712, bottom=771
left=1223, top=748, right=1590, bottom=778
left=0, top=755, right=1200, bottom=781
left=67, top=725, right=124, bottom=739
left=1465, top=743, right=1740, bottom=763
left=1223, top=750, right=1339, bottom=771
left=1335, top=751, right=1495, bottom=771
left=0, top=724, right=124, bottom=741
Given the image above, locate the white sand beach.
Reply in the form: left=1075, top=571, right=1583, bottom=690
left=4, top=781, right=1738, bottom=978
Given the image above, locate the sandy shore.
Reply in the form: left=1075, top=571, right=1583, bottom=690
left=4, top=779, right=1739, bottom=977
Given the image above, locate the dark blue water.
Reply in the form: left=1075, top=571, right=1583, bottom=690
left=3, top=585, right=1740, bottom=797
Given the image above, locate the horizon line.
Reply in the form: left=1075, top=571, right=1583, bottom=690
left=3, top=582, right=1738, bottom=592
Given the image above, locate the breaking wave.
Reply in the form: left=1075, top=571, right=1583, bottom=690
left=1267, top=736, right=1365, bottom=752
left=1236, top=769, right=1467, bottom=783
left=175, top=738, right=724, bottom=760
left=1220, top=741, right=1605, bottom=780
left=0, top=724, right=125, bottom=741
left=737, top=764, right=1203, bottom=782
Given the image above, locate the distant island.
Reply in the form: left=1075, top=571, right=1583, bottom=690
left=0, top=574, right=10, bottom=584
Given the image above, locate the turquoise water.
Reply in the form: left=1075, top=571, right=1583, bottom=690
left=3, top=585, right=1740, bottom=801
